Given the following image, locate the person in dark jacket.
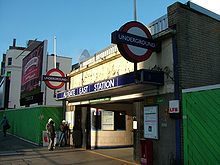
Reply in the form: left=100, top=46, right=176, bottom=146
left=59, top=120, right=68, bottom=147
left=46, top=118, right=55, bottom=151
left=1, top=115, right=10, bottom=137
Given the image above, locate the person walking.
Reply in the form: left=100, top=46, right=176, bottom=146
left=59, top=120, right=65, bottom=147
left=1, top=115, right=10, bottom=137
left=46, top=118, right=55, bottom=151
left=59, top=120, right=69, bottom=147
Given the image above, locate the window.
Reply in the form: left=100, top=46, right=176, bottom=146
left=8, top=58, right=12, bottom=65
left=102, top=111, right=114, bottom=130
left=91, top=108, right=126, bottom=131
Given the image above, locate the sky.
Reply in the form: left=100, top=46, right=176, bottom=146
left=0, top=0, right=219, bottom=64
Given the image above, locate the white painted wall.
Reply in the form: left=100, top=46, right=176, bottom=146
left=69, top=37, right=174, bottom=95
left=5, top=49, right=30, bottom=108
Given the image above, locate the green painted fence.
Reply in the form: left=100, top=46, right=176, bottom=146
left=0, top=106, right=63, bottom=145
left=182, top=85, right=220, bottom=165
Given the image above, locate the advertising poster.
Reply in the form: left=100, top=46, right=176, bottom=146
left=20, top=41, right=46, bottom=106
left=0, top=78, right=5, bottom=109
left=144, top=106, right=158, bottom=139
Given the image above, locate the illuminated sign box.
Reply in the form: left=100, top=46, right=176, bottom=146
left=56, top=69, right=164, bottom=100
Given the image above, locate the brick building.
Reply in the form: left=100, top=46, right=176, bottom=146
left=167, top=2, right=220, bottom=164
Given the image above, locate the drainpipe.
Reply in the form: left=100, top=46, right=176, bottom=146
left=172, top=29, right=181, bottom=164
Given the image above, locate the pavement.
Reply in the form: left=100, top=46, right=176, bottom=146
left=0, top=131, right=140, bottom=165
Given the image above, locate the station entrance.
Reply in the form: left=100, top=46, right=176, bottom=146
left=72, top=101, right=135, bottom=150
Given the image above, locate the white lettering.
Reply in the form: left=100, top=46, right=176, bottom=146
left=65, top=89, right=76, bottom=98
left=24, top=57, right=38, bottom=73
left=94, top=79, right=115, bottom=91
left=78, top=86, right=89, bottom=94
left=118, top=34, right=155, bottom=48
left=44, top=76, right=67, bottom=82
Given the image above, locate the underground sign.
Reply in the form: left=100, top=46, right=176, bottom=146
left=111, top=21, right=156, bottom=63
left=43, top=68, right=68, bottom=89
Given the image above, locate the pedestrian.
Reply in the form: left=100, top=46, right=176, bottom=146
left=59, top=120, right=68, bottom=147
left=46, top=118, right=55, bottom=151
left=1, top=115, right=10, bottom=137
left=64, top=121, right=70, bottom=145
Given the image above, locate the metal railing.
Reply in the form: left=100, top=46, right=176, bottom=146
left=147, top=14, right=168, bottom=35
left=79, top=44, right=118, bottom=67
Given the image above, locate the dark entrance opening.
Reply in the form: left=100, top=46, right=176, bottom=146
left=73, top=106, right=91, bottom=149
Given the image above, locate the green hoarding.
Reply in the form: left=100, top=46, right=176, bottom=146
left=182, top=85, right=220, bottom=165
left=0, top=106, right=63, bottom=145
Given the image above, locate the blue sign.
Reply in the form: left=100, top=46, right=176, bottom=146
left=56, top=70, right=164, bottom=100
left=112, top=31, right=155, bottom=49
left=57, top=74, right=134, bottom=100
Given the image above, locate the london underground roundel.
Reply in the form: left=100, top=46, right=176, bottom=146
left=43, top=68, right=67, bottom=90
left=111, top=21, right=156, bottom=63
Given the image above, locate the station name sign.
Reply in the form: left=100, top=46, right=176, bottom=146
left=56, top=69, right=164, bottom=100
left=56, top=75, right=132, bottom=100
left=65, top=79, right=115, bottom=97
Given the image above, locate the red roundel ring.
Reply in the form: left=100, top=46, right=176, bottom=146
left=45, top=68, right=65, bottom=89
left=117, top=21, right=153, bottom=62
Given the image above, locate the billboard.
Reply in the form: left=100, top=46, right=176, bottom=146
left=20, top=41, right=47, bottom=106
left=0, top=77, right=5, bottom=109
left=0, top=76, right=11, bottom=109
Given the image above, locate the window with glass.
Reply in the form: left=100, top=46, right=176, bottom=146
left=91, top=108, right=126, bottom=131
left=102, top=111, right=114, bottom=130
left=8, top=58, right=12, bottom=65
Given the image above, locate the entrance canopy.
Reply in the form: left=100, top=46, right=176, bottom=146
left=56, top=69, right=164, bottom=103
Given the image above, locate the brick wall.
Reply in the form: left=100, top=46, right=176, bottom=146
left=168, top=2, right=220, bottom=89
left=167, top=2, right=220, bottom=164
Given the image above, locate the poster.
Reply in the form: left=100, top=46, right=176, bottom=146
left=144, top=106, right=158, bottom=139
left=102, top=111, right=114, bottom=130
left=20, top=41, right=47, bottom=106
